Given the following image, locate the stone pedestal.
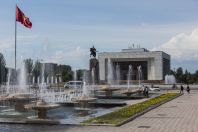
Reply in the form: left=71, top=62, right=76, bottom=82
left=75, top=96, right=96, bottom=108
left=89, top=58, right=99, bottom=84
left=15, top=101, right=27, bottom=112
left=102, top=89, right=119, bottom=97
left=13, top=98, right=32, bottom=112
left=37, top=109, right=47, bottom=119
left=31, top=103, right=60, bottom=119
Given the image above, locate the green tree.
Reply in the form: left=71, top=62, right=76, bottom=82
left=173, top=68, right=198, bottom=84
left=175, top=67, right=183, bottom=83
left=195, top=70, right=198, bottom=83
left=0, top=53, right=6, bottom=84
left=24, top=58, right=33, bottom=75
left=170, top=69, right=176, bottom=76
left=57, top=65, right=73, bottom=82
left=24, top=58, right=34, bottom=84
left=76, top=69, right=84, bottom=80
left=32, top=60, right=41, bottom=83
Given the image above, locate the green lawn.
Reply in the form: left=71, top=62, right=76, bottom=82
left=82, top=93, right=180, bottom=125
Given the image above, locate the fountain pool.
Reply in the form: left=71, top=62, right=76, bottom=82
left=0, top=59, right=160, bottom=125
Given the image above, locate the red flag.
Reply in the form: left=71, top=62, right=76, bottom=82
left=16, top=6, right=32, bottom=28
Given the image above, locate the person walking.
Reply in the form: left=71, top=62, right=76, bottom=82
left=186, top=85, right=190, bottom=94
left=145, top=86, right=149, bottom=98
left=180, top=85, right=184, bottom=94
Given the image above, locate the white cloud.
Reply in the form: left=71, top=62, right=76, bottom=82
left=0, top=38, right=14, bottom=50
left=46, top=46, right=89, bottom=69
left=18, top=35, right=39, bottom=43
left=152, top=28, right=198, bottom=60
left=0, top=35, right=39, bottom=51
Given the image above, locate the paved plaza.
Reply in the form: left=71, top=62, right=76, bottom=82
left=0, top=90, right=198, bottom=132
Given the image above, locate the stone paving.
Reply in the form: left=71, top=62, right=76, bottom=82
left=0, top=90, right=198, bottom=132
left=49, top=91, right=198, bottom=132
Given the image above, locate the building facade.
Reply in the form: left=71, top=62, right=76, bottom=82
left=98, top=48, right=170, bottom=82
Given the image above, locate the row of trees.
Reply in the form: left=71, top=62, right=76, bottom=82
left=23, top=59, right=89, bottom=83
left=24, top=59, right=73, bottom=83
left=0, top=55, right=85, bottom=84
left=170, top=67, right=198, bottom=84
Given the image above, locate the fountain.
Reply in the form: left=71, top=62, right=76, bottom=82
left=73, top=68, right=77, bottom=89
left=6, top=68, right=11, bottom=94
left=51, top=76, right=54, bottom=84
left=47, top=76, right=49, bottom=84
left=98, top=85, right=119, bottom=97
left=37, top=76, right=40, bottom=84
left=127, top=65, right=133, bottom=90
left=74, top=73, right=96, bottom=111
left=137, top=65, right=142, bottom=88
left=165, top=75, right=176, bottom=84
left=20, top=63, right=62, bottom=121
left=32, top=76, right=35, bottom=84
left=122, top=65, right=135, bottom=96
left=90, top=68, right=99, bottom=97
left=115, top=64, right=120, bottom=85
left=91, top=68, right=95, bottom=85
left=107, top=58, right=114, bottom=85
left=39, top=63, right=46, bottom=96
left=0, top=47, right=134, bottom=125
left=42, top=76, right=45, bottom=85
left=6, top=93, right=36, bottom=111
left=97, top=59, right=120, bottom=97
left=59, top=76, right=62, bottom=83
left=18, top=61, right=27, bottom=93
left=3, top=61, right=37, bottom=112
left=55, top=77, right=57, bottom=84
left=25, top=100, right=60, bottom=119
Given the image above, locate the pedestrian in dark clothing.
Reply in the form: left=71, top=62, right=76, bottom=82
left=145, top=86, right=149, bottom=98
left=143, top=86, right=146, bottom=96
left=180, top=85, right=184, bottom=94
left=186, top=85, right=190, bottom=94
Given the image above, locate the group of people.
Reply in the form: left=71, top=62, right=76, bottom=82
left=180, top=85, right=190, bottom=94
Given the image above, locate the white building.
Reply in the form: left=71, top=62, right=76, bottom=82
left=98, top=48, right=170, bottom=82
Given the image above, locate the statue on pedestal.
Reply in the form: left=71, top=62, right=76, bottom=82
left=90, top=46, right=97, bottom=58
left=89, top=46, right=99, bottom=84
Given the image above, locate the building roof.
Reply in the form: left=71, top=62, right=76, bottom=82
left=98, top=48, right=170, bottom=60
left=121, top=48, right=149, bottom=53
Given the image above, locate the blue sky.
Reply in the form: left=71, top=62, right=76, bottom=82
left=0, top=0, right=198, bottom=72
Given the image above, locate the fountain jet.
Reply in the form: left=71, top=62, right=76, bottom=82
left=107, top=58, right=114, bottom=85
left=127, top=65, right=133, bottom=90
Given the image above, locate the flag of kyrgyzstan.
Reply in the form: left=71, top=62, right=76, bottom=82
left=16, top=6, right=32, bottom=28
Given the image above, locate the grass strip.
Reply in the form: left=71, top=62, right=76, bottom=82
left=82, top=93, right=180, bottom=125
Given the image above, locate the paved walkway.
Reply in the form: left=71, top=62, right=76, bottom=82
left=0, top=91, right=198, bottom=132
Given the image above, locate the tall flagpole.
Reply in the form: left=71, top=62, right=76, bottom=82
left=15, top=5, right=17, bottom=72
left=15, top=4, right=17, bottom=84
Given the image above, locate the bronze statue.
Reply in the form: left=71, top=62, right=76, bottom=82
left=90, top=46, right=97, bottom=58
